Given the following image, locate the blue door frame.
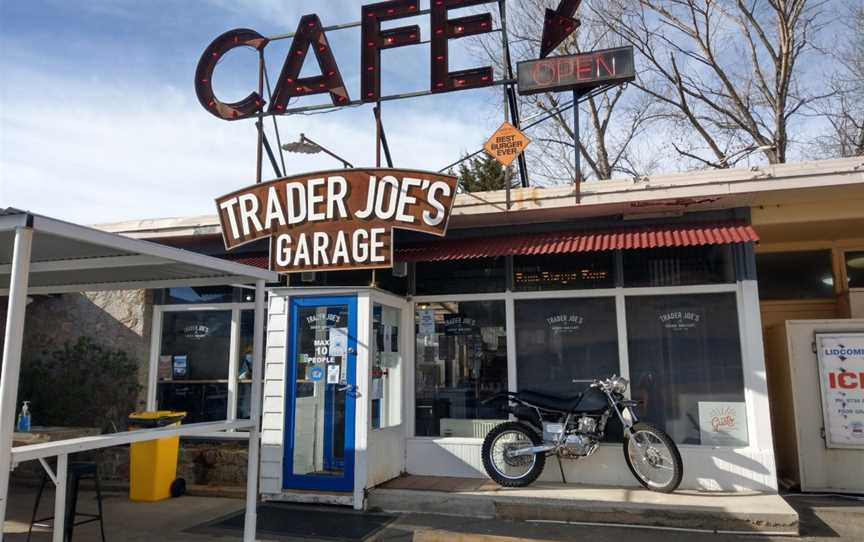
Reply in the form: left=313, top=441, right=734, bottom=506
left=283, top=295, right=357, bottom=492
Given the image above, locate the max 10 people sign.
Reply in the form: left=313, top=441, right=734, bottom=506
left=216, top=169, right=458, bottom=273
left=816, top=333, right=864, bottom=449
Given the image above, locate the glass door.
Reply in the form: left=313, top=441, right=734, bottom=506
left=284, top=296, right=357, bottom=491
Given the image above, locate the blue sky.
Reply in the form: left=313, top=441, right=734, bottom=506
left=0, top=1, right=504, bottom=224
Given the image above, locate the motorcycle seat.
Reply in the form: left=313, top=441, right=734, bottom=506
left=518, top=390, right=583, bottom=412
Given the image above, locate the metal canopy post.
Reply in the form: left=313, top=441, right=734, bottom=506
left=0, top=225, right=34, bottom=541
left=573, top=89, right=581, bottom=203
left=243, top=279, right=266, bottom=542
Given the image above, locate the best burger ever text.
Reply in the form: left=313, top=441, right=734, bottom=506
left=217, top=170, right=457, bottom=273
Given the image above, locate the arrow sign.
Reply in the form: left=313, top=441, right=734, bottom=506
left=539, top=0, right=582, bottom=59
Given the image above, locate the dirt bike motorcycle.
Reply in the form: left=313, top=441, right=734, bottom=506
left=480, top=375, right=683, bottom=493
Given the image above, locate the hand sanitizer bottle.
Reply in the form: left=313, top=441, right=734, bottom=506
left=17, top=401, right=31, bottom=432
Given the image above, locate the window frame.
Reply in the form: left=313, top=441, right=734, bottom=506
left=147, top=299, right=256, bottom=438
left=408, top=282, right=742, bottom=447
left=842, top=248, right=864, bottom=291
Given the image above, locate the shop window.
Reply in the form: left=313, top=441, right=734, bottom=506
left=626, top=293, right=747, bottom=446
left=623, top=245, right=734, bottom=287
left=372, top=304, right=402, bottom=429
left=514, top=252, right=615, bottom=291
left=157, top=310, right=232, bottom=423
left=515, top=297, right=619, bottom=396
left=845, top=251, right=864, bottom=289
left=756, top=250, right=834, bottom=299
left=415, top=257, right=506, bottom=295
left=414, top=300, right=508, bottom=437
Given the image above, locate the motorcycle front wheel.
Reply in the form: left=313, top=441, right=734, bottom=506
left=623, top=422, right=683, bottom=493
left=481, top=421, right=546, bottom=487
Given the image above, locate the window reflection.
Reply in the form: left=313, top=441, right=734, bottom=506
left=157, top=310, right=232, bottom=423
left=845, top=251, right=864, bottom=289
left=515, top=297, right=619, bottom=396
left=414, top=301, right=508, bottom=437
left=757, top=250, right=835, bottom=299
left=624, top=245, right=734, bottom=287
left=372, top=304, right=402, bottom=429
left=626, top=293, right=747, bottom=446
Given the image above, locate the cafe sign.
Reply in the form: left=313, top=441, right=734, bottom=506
left=216, top=168, right=458, bottom=273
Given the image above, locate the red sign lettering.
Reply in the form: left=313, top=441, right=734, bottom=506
left=518, top=47, right=636, bottom=96
left=361, top=0, right=422, bottom=102
left=430, top=0, right=495, bottom=92
left=828, top=372, right=864, bottom=389
left=269, top=14, right=350, bottom=112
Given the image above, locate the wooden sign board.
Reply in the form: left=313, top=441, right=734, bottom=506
left=216, top=169, right=458, bottom=273
left=483, top=122, right=531, bottom=167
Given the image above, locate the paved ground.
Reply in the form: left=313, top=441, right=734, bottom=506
left=3, top=486, right=863, bottom=541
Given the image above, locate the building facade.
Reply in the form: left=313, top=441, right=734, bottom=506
left=11, top=157, right=863, bottom=503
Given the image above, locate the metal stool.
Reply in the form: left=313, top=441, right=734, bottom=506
left=27, top=461, right=107, bottom=542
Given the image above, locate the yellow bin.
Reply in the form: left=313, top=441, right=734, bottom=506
left=127, top=411, right=186, bottom=502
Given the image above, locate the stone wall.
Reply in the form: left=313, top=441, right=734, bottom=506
left=20, top=290, right=153, bottom=407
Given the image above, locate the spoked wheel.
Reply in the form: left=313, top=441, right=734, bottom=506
left=481, top=422, right=546, bottom=487
left=623, top=422, right=683, bottom=493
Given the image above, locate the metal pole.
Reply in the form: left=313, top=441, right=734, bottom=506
left=52, top=454, right=68, bottom=542
left=300, top=135, right=354, bottom=168
left=573, top=89, right=581, bottom=204
left=256, top=124, right=283, bottom=178
left=243, top=279, right=266, bottom=542
left=256, top=50, right=265, bottom=184
left=0, top=226, right=33, bottom=541
left=375, top=105, right=394, bottom=168
left=374, top=103, right=382, bottom=168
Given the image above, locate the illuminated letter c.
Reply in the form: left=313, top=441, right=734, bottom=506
left=195, top=28, right=269, bottom=121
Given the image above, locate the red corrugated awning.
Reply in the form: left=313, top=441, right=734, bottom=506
left=395, top=222, right=759, bottom=262
left=223, top=254, right=270, bottom=270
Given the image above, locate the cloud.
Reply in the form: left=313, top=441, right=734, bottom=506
left=0, top=66, right=493, bottom=225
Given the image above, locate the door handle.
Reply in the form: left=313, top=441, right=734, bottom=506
left=337, top=384, right=360, bottom=396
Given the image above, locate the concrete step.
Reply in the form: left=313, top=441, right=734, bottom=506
left=368, top=480, right=799, bottom=534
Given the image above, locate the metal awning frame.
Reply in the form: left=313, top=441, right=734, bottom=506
left=0, top=211, right=277, bottom=542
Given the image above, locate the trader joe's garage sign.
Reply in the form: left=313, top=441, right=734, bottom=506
left=216, top=169, right=457, bottom=273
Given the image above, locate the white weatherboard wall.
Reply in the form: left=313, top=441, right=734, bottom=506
left=260, top=293, right=288, bottom=496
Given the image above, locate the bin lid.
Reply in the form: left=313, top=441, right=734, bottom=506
left=128, top=411, right=187, bottom=420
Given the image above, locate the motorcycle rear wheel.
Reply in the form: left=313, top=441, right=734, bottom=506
left=481, top=421, right=546, bottom=487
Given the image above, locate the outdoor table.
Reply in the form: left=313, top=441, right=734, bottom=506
left=13, top=427, right=101, bottom=447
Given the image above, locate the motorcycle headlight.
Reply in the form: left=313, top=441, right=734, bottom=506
left=612, top=376, right=629, bottom=394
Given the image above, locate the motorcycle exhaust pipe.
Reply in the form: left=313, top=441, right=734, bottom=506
left=508, top=445, right=555, bottom=457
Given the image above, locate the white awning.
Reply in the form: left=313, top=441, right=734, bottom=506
left=0, top=208, right=272, bottom=542
left=0, top=208, right=277, bottom=295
